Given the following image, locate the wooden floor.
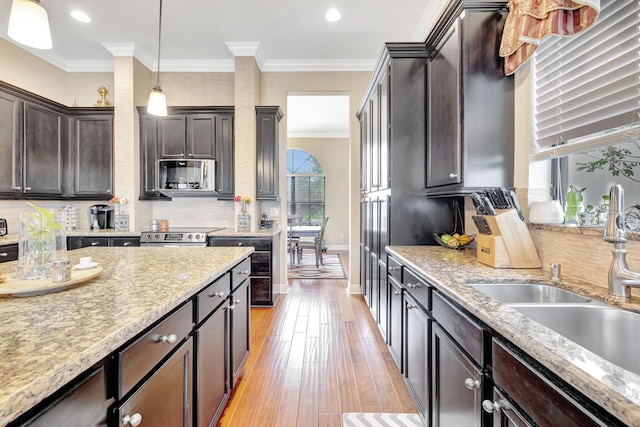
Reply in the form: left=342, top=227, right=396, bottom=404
left=218, top=251, right=418, bottom=426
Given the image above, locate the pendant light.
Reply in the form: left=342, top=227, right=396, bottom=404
left=147, top=0, right=167, bottom=116
left=7, top=0, right=52, bottom=50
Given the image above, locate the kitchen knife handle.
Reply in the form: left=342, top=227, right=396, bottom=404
left=471, top=193, right=487, bottom=215
left=482, top=196, right=497, bottom=215
left=509, top=190, right=525, bottom=221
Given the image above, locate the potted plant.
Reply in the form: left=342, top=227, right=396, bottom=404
left=565, top=185, right=586, bottom=224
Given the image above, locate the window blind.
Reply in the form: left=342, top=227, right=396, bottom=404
left=532, top=0, right=640, bottom=156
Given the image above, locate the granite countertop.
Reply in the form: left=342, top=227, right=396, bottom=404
left=0, top=246, right=253, bottom=427
left=387, top=245, right=640, bottom=427
left=0, top=228, right=282, bottom=246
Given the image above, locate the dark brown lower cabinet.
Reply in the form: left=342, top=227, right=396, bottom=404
left=195, top=304, right=228, bottom=427
left=230, top=278, right=250, bottom=389
left=432, top=323, right=482, bottom=427
left=20, top=366, right=111, bottom=427
left=404, top=291, right=430, bottom=418
left=489, top=339, right=615, bottom=427
left=388, top=275, right=403, bottom=369
left=116, top=338, right=193, bottom=427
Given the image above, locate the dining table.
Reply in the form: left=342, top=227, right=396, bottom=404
left=288, top=225, right=322, bottom=238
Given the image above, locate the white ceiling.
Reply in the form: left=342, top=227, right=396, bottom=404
left=0, top=0, right=448, bottom=136
left=0, top=0, right=446, bottom=72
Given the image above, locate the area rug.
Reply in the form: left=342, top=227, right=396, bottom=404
left=342, top=412, right=423, bottom=427
left=288, top=253, right=346, bottom=279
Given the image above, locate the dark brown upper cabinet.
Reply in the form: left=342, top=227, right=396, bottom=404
left=256, top=106, right=283, bottom=201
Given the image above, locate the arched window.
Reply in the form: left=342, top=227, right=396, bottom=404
left=287, top=148, right=326, bottom=226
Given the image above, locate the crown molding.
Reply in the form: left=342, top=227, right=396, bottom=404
left=157, top=59, right=235, bottom=72
left=262, top=59, right=376, bottom=72
left=224, top=41, right=260, bottom=56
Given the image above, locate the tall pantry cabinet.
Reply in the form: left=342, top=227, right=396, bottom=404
left=358, top=43, right=459, bottom=345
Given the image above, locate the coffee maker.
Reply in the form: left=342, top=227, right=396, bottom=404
left=88, top=204, right=114, bottom=229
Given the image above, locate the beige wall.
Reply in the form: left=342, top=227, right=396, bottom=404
left=287, top=137, right=350, bottom=249
left=261, top=71, right=371, bottom=292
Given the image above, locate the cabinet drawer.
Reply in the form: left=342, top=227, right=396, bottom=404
left=492, top=339, right=605, bottom=427
left=388, top=256, right=402, bottom=282
left=231, top=258, right=251, bottom=291
left=82, top=237, right=110, bottom=248
left=111, top=237, right=140, bottom=247
left=432, top=291, right=483, bottom=365
left=403, top=267, right=430, bottom=311
left=208, top=238, right=271, bottom=251
left=250, top=251, right=271, bottom=275
left=117, top=301, right=193, bottom=398
left=0, top=244, right=18, bottom=263
left=195, top=273, right=231, bottom=324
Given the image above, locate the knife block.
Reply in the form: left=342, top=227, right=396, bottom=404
left=475, top=209, right=541, bottom=269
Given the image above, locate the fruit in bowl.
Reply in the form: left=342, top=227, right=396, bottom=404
left=434, top=232, right=475, bottom=249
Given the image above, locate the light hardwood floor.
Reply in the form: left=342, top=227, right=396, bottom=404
left=218, top=251, right=418, bottom=427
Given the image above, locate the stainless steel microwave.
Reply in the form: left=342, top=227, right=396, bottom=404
left=156, top=159, right=216, bottom=196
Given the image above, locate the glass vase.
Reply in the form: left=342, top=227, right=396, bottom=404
left=237, top=214, right=250, bottom=232
left=17, top=209, right=67, bottom=280
left=114, top=203, right=130, bottom=232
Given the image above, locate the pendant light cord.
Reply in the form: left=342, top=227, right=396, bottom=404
left=155, top=0, right=163, bottom=88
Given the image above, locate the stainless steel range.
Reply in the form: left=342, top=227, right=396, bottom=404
left=140, top=227, right=225, bottom=246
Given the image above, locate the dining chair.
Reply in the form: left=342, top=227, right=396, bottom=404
left=287, top=216, right=300, bottom=267
left=297, top=216, right=330, bottom=267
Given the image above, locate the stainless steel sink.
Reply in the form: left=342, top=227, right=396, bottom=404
left=513, top=304, right=640, bottom=376
left=468, top=283, right=594, bottom=304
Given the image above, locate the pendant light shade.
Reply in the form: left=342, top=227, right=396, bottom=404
left=147, top=0, right=167, bottom=116
left=8, top=0, right=52, bottom=50
left=147, top=86, right=167, bottom=116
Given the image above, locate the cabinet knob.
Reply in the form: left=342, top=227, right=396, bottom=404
left=234, top=298, right=241, bottom=304
left=12, top=186, right=21, bottom=190
left=393, top=290, right=401, bottom=296
left=229, top=303, right=236, bottom=310
left=464, top=378, right=480, bottom=390
left=123, top=242, right=131, bottom=246
left=106, top=189, right=111, bottom=193
left=449, top=173, right=458, bottom=179
left=482, top=400, right=501, bottom=414
left=238, top=242, right=243, bottom=246
left=24, top=186, right=32, bottom=191
left=241, top=270, right=250, bottom=275
left=180, top=153, right=185, bottom=157
left=160, top=334, right=177, bottom=344
left=91, top=242, right=100, bottom=246
left=218, top=189, right=223, bottom=192
left=188, top=153, right=192, bottom=157
left=389, top=266, right=400, bottom=271
left=212, top=291, right=225, bottom=298
left=0, top=252, right=8, bottom=257
left=406, top=283, right=421, bottom=289
left=122, top=413, right=143, bottom=426
left=259, top=189, right=264, bottom=193
left=406, top=303, right=415, bottom=310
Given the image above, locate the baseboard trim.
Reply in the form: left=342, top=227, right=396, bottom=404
left=347, top=282, right=362, bottom=294
left=326, top=244, right=349, bottom=250
left=276, top=283, right=289, bottom=294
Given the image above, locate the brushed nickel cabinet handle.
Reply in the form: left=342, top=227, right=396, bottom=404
left=160, top=334, right=177, bottom=344
left=122, top=413, right=142, bottom=426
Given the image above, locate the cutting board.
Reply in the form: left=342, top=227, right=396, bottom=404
left=0, top=266, right=103, bottom=297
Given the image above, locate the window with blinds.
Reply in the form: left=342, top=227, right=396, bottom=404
left=532, top=0, right=640, bottom=158
left=286, top=149, right=326, bottom=226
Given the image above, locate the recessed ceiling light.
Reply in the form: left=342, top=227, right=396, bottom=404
left=325, top=8, right=341, bottom=23
left=70, top=10, right=91, bottom=23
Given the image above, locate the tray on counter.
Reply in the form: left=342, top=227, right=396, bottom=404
left=0, top=266, right=103, bottom=297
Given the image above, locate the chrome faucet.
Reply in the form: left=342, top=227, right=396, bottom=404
left=604, top=184, right=640, bottom=300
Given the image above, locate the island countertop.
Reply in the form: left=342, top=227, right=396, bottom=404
left=387, top=245, right=640, bottom=427
left=0, top=246, right=253, bottom=427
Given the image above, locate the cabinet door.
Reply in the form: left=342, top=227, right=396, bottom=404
left=370, top=92, right=380, bottom=192
left=0, top=244, right=18, bottom=263
left=405, top=292, right=430, bottom=418
left=0, top=90, right=21, bottom=196
left=489, top=388, right=533, bottom=427
left=427, top=23, right=461, bottom=188
left=195, top=306, right=228, bottom=427
left=256, top=107, right=282, bottom=200
left=359, top=108, right=369, bottom=193
left=378, top=71, right=390, bottom=190
left=159, top=116, right=187, bottom=158
left=186, top=114, right=215, bottom=158
left=23, top=366, right=111, bottom=427
left=111, top=237, right=140, bottom=247
left=215, top=113, right=234, bottom=198
left=388, top=275, right=403, bottom=370
left=23, top=102, right=65, bottom=196
left=378, top=257, right=388, bottom=340
left=230, top=279, right=250, bottom=389
left=73, top=115, right=113, bottom=198
left=116, top=338, right=193, bottom=427
left=432, top=323, right=482, bottom=427
left=139, top=114, right=161, bottom=198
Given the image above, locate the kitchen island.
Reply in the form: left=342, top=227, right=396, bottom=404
left=0, top=245, right=253, bottom=426
left=387, top=245, right=640, bottom=426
